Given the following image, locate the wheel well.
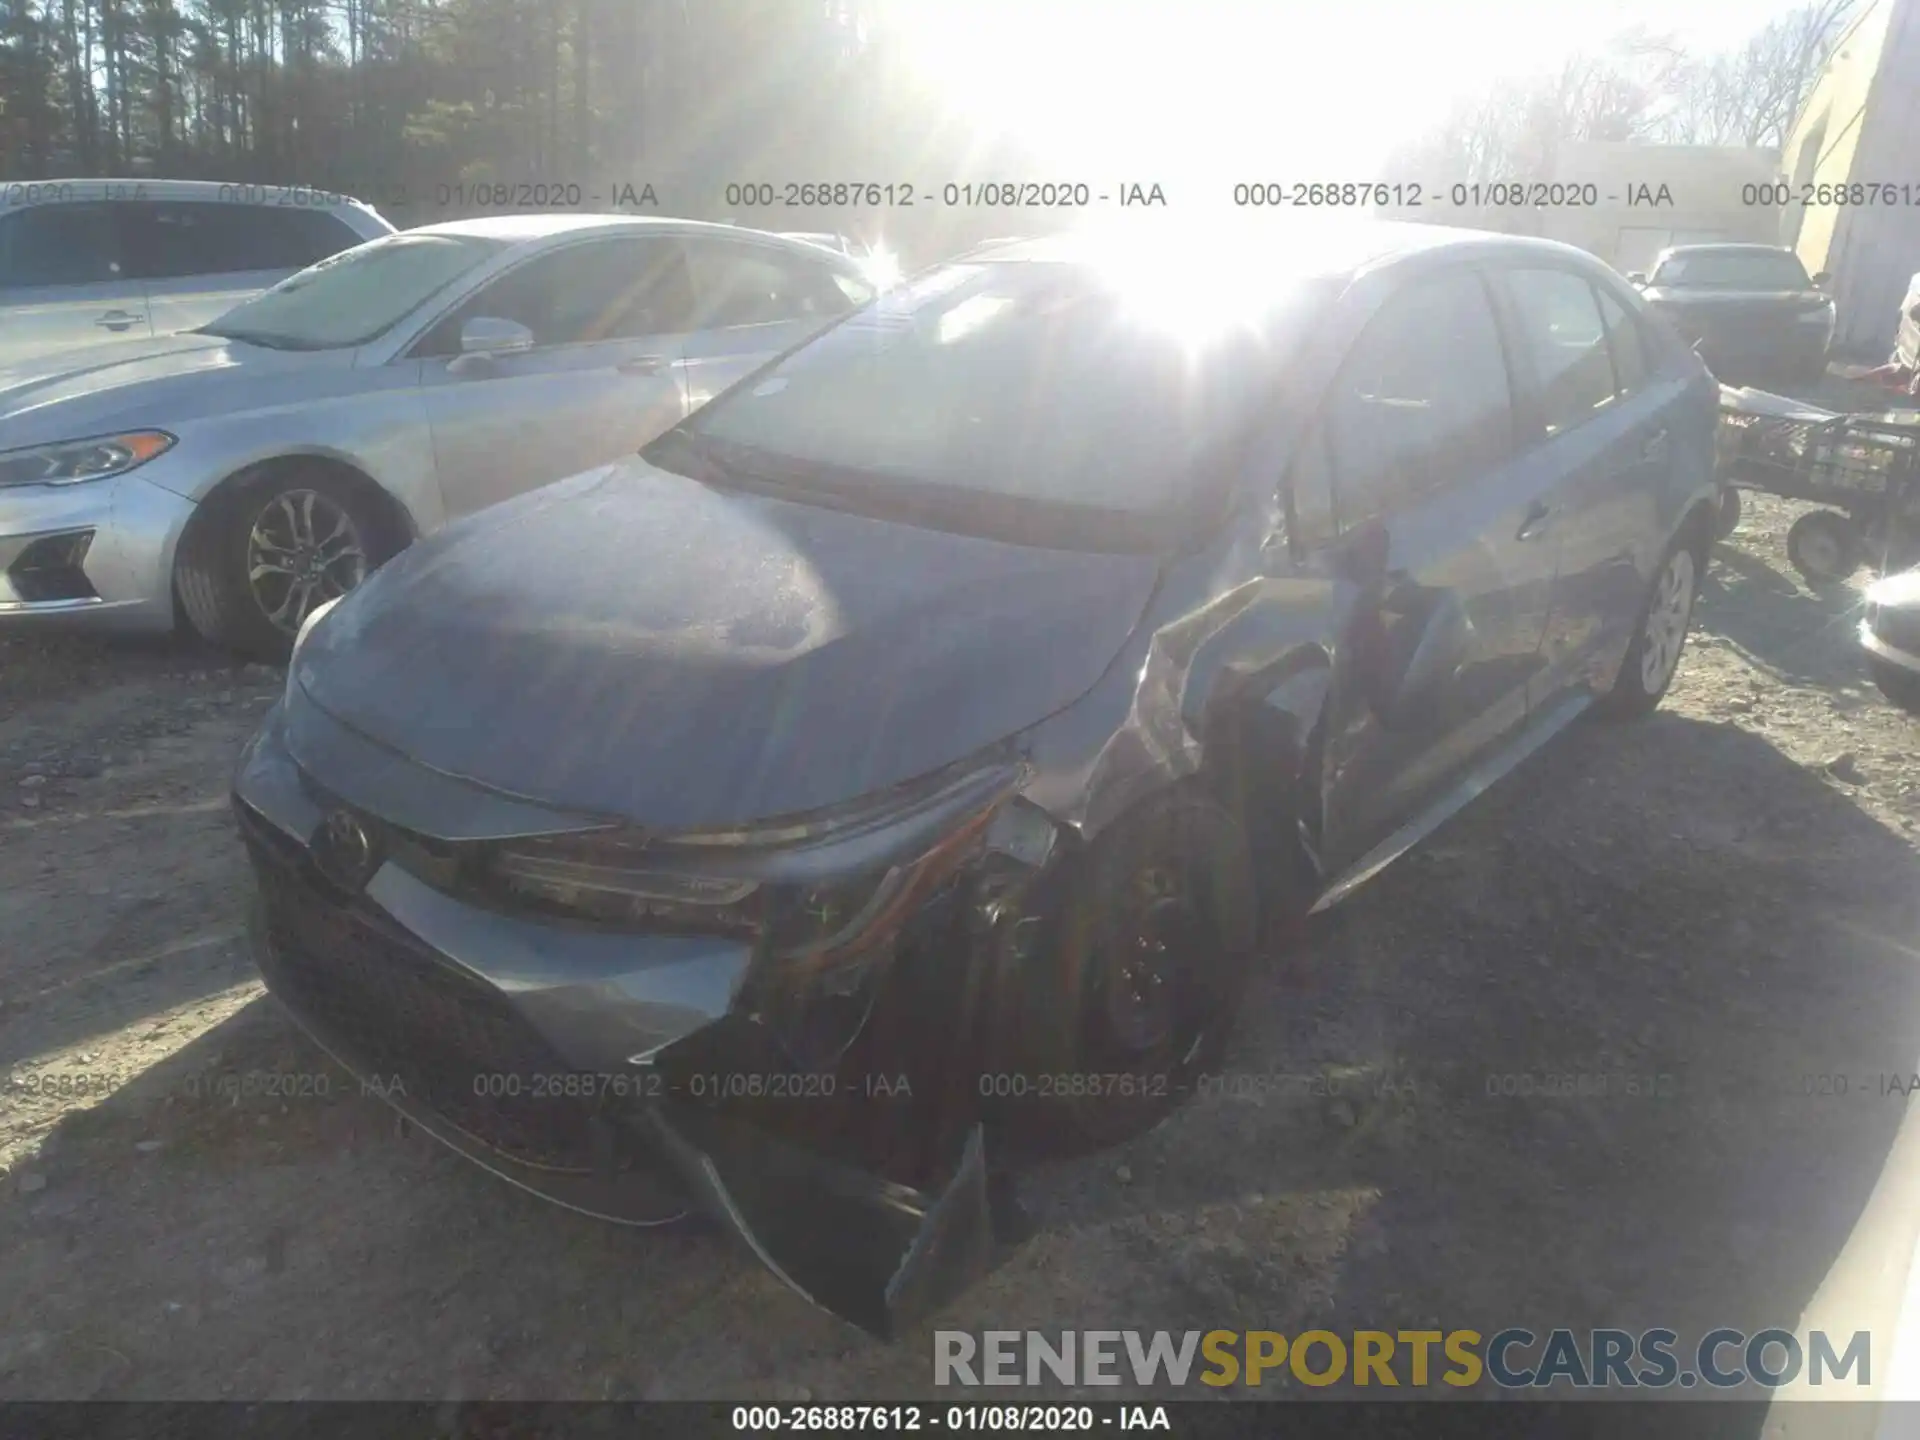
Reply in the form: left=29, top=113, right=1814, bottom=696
left=170, top=456, right=415, bottom=602
left=1679, top=497, right=1717, bottom=566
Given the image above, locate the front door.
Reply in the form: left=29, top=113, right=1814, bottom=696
left=0, top=201, right=150, bottom=366
left=416, top=236, right=696, bottom=520
left=1494, top=267, right=1672, bottom=704
left=1315, top=266, right=1561, bottom=874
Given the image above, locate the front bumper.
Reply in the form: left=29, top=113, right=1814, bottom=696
left=0, top=471, right=197, bottom=631
left=231, top=704, right=1005, bottom=1336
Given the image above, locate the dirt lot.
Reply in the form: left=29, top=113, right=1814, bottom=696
left=6, top=416, right=1920, bottom=1401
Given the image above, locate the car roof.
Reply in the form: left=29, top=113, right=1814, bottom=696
left=414, top=213, right=857, bottom=257
left=0, top=177, right=380, bottom=215
left=961, top=219, right=1603, bottom=286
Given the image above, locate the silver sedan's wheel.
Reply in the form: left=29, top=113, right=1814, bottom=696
left=175, top=467, right=398, bottom=662
left=246, top=488, right=370, bottom=635
left=1639, top=547, right=1696, bottom=696
left=1600, top=539, right=1700, bottom=720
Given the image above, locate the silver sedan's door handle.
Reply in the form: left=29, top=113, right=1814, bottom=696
left=95, top=309, right=142, bottom=332
left=1516, top=499, right=1554, bottom=542
left=617, top=354, right=670, bottom=377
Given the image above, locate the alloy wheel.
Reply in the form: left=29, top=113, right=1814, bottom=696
left=1639, top=548, right=1696, bottom=695
left=246, top=489, right=369, bottom=634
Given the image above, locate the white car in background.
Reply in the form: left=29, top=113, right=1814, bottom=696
left=0, top=215, right=878, bottom=658
left=0, top=178, right=393, bottom=368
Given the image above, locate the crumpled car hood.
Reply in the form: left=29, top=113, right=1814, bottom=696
left=0, top=332, right=351, bottom=448
left=296, top=456, right=1161, bottom=832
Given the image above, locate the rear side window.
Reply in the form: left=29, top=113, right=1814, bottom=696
left=1324, top=268, right=1515, bottom=524
left=1505, top=269, right=1620, bottom=437
left=0, top=203, right=125, bottom=287
left=129, top=203, right=363, bottom=280
left=683, top=240, right=863, bottom=328
left=1595, top=285, right=1650, bottom=396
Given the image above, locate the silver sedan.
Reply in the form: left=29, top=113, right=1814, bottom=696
left=0, top=215, right=879, bottom=657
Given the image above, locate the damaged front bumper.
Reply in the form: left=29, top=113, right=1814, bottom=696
left=231, top=702, right=1020, bottom=1337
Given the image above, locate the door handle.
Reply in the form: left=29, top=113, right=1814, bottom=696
left=95, top=310, right=141, bottom=331
left=1515, top=499, right=1554, bottom=542
left=617, top=355, right=670, bottom=376
left=1640, top=429, right=1670, bottom=465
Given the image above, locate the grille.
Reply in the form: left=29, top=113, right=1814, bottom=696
left=237, top=804, right=607, bottom=1172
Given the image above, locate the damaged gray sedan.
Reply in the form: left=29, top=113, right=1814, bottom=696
left=233, top=223, right=1719, bottom=1335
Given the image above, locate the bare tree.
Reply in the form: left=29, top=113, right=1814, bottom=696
left=1656, top=0, right=1858, bottom=147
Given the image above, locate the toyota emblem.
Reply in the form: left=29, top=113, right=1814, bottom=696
left=311, top=808, right=381, bottom=892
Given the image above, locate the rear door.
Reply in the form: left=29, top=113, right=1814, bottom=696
left=1493, top=267, right=1672, bottom=704
left=1316, top=266, right=1560, bottom=873
left=415, top=235, right=696, bottom=519
left=676, top=236, right=875, bottom=411
left=131, top=201, right=369, bottom=337
left=0, top=201, right=150, bottom=366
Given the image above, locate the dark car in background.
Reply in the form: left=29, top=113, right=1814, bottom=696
left=1631, top=243, right=1835, bottom=391
left=231, top=222, right=1720, bottom=1337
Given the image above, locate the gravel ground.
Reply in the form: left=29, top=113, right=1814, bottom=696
left=5, top=405, right=1920, bottom=1401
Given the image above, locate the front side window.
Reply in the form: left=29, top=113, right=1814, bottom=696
left=200, top=232, right=505, bottom=350
left=130, top=202, right=362, bottom=280
left=418, top=238, right=696, bottom=354
left=1323, top=269, right=1515, bottom=523
left=684, top=240, right=865, bottom=328
left=0, top=203, right=124, bottom=288
left=1505, top=268, right=1619, bottom=438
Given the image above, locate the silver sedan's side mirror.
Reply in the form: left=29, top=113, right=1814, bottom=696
left=459, top=316, right=534, bottom=356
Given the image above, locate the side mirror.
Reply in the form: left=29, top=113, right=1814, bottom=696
left=1627, top=272, right=1648, bottom=287
left=459, top=316, right=533, bottom=357
left=1812, top=271, right=1831, bottom=289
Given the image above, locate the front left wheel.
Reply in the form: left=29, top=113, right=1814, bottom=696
left=1599, top=538, right=1699, bottom=720
left=992, top=785, right=1258, bottom=1156
left=176, top=468, right=398, bottom=661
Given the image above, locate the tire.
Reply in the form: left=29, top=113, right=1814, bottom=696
left=1714, top=487, right=1743, bottom=541
left=175, top=467, right=398, bottom=662
left=992, top=785, right=1258, bottom=1156
left=1786, top=510, right=1863, bottom=586
left=1599, top=537, right=1700, bottom=720
left=1870, top=657, right=1920, bottom=715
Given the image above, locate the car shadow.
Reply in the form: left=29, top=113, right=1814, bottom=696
left=1008, top=712, right=1920, bottom=1400
left=1697, top=541, right=1872, bottom=693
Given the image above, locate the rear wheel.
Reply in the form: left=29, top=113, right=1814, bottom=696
left=176, top=467, right=399, bottom=661
left=1599, top=539, right=1699, bottom=720
left=994, top=786, right=1257, bottom=1156
left=1786, top=510, right=1863, bottom=586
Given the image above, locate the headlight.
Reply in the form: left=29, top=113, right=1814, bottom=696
left=0, top=431, right=175, bottom=488
left=483, top=791, right=1009, bottom=976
